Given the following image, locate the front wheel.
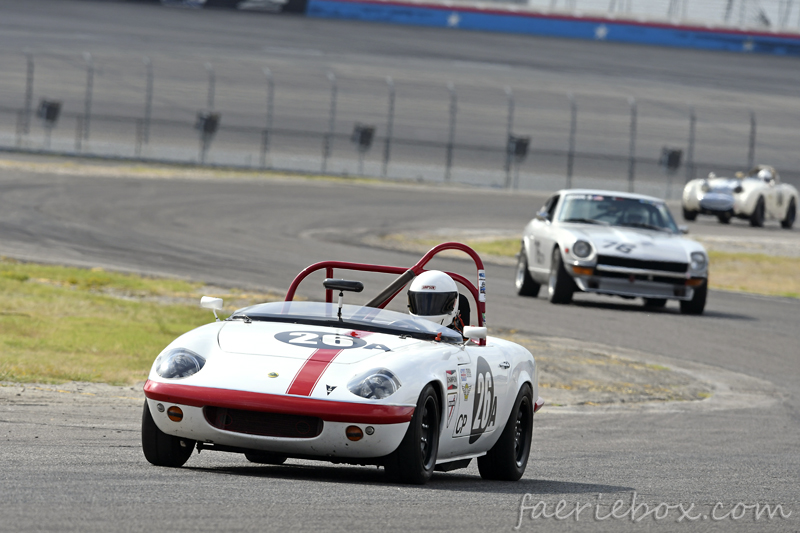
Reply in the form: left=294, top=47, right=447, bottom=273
left=384, top=384, right=440, bottom=484
left=515, top=248, right=541, bottom=297
left=781, top=198, right=796, bottom=229
left=680, top=280, right=707, bottom=315
left=682, top=207, right=698, bottom=221
left=478, top=384, right=533, bottom=481
left=750, top=197, right=765, bottom=227
left=141, top=401, right=195, bottom=467
left=548, top=248, right=574, bottom=304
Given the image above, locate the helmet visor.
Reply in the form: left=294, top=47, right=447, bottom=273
left=408, top=291, right=458, bottom=316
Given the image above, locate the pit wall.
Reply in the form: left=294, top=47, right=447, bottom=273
left=305, top=0, right=800, bottom=56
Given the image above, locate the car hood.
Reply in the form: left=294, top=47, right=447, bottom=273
left=563, top=225, right=699, bottom=261
left=217, top=321, right=425, bottom=364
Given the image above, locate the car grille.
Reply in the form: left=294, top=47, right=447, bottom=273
left=598, top=271, right=687, bottom=285
left=204, top=406, right=323, bottom=439
left=596, top=255, right=688, bottom=273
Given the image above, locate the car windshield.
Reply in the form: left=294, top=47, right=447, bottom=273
left=228, top=301, right=463, bottom=344
left=559, top=194, right=678, bottom=233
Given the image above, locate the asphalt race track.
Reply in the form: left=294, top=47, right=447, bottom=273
left=1, top=2, right=800, bottom=532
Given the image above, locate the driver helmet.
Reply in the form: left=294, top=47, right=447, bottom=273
left=624, top=204, right=648, bottom=225
left=757, top=168, right=773, bottom=182
left=407, top=270, right=459, bottom=326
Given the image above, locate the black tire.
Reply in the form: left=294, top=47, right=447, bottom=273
left=515, top=248, right=541, bottom=297
left=141, top=401, right=195, bottom=467
left=245, top=452, right=287, bottom=465
left=547, top=248, right=574, bottom=304
left=781, top=198, right=796, bottom=229
left=384, top=384, right=440, bottom=484
left=749, top=197, right=765, bottom=227
left=717, top=211, right=732, bottom=224
left=680, top=280, right=707, bottom=315
left=478, top=384, right=533, bottom=481
left=643, top=298, right=667, bottom=308
left=682, top=207, right=698, bottom=221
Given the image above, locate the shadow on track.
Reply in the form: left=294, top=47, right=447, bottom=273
left=568, top=298, right=755, bottom=321
left=186, top=463, right=632, bottom=494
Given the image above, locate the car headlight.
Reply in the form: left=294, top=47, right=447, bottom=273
left=155, top=348, right=206, bottom=379
left=347, top=368, right=401, bottom=400
left=690, top=252, right=707, bottom=272
left=572, top=240, right=592, bottom=259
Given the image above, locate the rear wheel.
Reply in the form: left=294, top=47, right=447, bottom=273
left=515, top=248, right=541, bottom=297
left=384, top=384, right=440, bottom=484
left=478, top=384, right=533, bottom=481
left=245, top=452, right=287, bottom=465
left=548, top=248, right=574, bottom=304
left=643, top=298, right=667, bottom=308
left=749, top=197, right=765, bottom=227
left=680, top=280, right=707, bottom=315
left=781, top=199, right=796, bottom=229
left=141, top=401, right=195, bottom=467
left=682, top=207, right=698, bottom=221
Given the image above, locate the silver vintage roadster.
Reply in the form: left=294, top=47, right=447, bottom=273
left=516, top=190, right=709, bottom=314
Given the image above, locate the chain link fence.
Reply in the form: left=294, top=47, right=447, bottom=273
left=1, top=51, right=798, bottom=198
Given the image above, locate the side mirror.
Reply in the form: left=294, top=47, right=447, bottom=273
left=463, top=326, right=487, bottom=341
left=535, top=210, right=549, bottom=222
left=678, top=225, right=689, bottom=234
left=201, top=296, right=223, bottom=321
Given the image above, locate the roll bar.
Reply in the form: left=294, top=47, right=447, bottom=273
left=284, top=242, right=488, bottom=344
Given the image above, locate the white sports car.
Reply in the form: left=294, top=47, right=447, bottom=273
left=516, top=190, right=709, bottom=314
left=682, top=165, right=797, bottom=228
left=142, top=243, right=543, bottom=484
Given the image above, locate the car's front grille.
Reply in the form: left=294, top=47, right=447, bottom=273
left=598, top=271, right=687, bottom=285
left=596, top=255, right=688, bottom=273
left=204, top=406, right=323, bottom=439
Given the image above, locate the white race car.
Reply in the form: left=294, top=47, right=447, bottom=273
left=516, top=190, right=709, bottom=314
left=682, top=165, right=797, bottom=228
left=142, top=243, right=543, bottom=484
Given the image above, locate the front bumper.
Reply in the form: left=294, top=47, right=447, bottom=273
left=144, top=380, right=413, bottom=458
left=569, top=265, right=704, bottom=301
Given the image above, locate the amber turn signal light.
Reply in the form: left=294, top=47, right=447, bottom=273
left=167, top=406, right=183, bottom=422
left=345, top=426, right=363, bottom=441
left=572, top=266, right=594, bottom=276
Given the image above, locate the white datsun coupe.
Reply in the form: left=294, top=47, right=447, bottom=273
left=682, top=165, right=797, bottom=228
left=516, top=190, right=709, bottom=314
left=142, top=243, right=543, bottom=484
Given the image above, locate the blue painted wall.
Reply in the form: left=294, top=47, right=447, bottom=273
left=307, top=0, right=800, bottom=56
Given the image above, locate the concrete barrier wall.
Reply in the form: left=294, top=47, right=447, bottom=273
left=306, top=0, right=800, bottom=56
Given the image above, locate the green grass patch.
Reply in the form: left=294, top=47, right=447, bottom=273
left=0, top=258, right=281, bottom=385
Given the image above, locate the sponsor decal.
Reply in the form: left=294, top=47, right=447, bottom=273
left=326, top=385, right=336, bottom=395
left=364, top=343, right=391, bottom=351
left=421, top=285, right=436, bottom=290
left=460, top=368, right=471, bottom=382
left=267, top=372, right=279, bottom=378
left=446, top=392, right=457, bottom=428
left=462, top=383, right=471, bottom=401
left=478, top=279, right=486, bottom=302
left=446, top=369, right=458, bottom=390
left=275, top=331, right=367, bottom=350
left=478, top=270, right=486, bottom=281
left=469, top=357, right=498, bottom=444
left=455, top=413, right=468, bottom=434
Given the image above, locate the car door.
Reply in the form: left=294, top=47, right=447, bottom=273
left=448, top=341, right=510, bottom=456
left=527, top=194, right=560, bottom=280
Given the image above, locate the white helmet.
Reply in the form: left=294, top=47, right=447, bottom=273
left=757, top=168, right=773, bottom=182
left=407, top=270, right=459, bottom=326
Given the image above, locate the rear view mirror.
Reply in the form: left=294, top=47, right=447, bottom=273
left=201, top=296, right=223, bottom=321
left=463, top=326, right=487, bottom=341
